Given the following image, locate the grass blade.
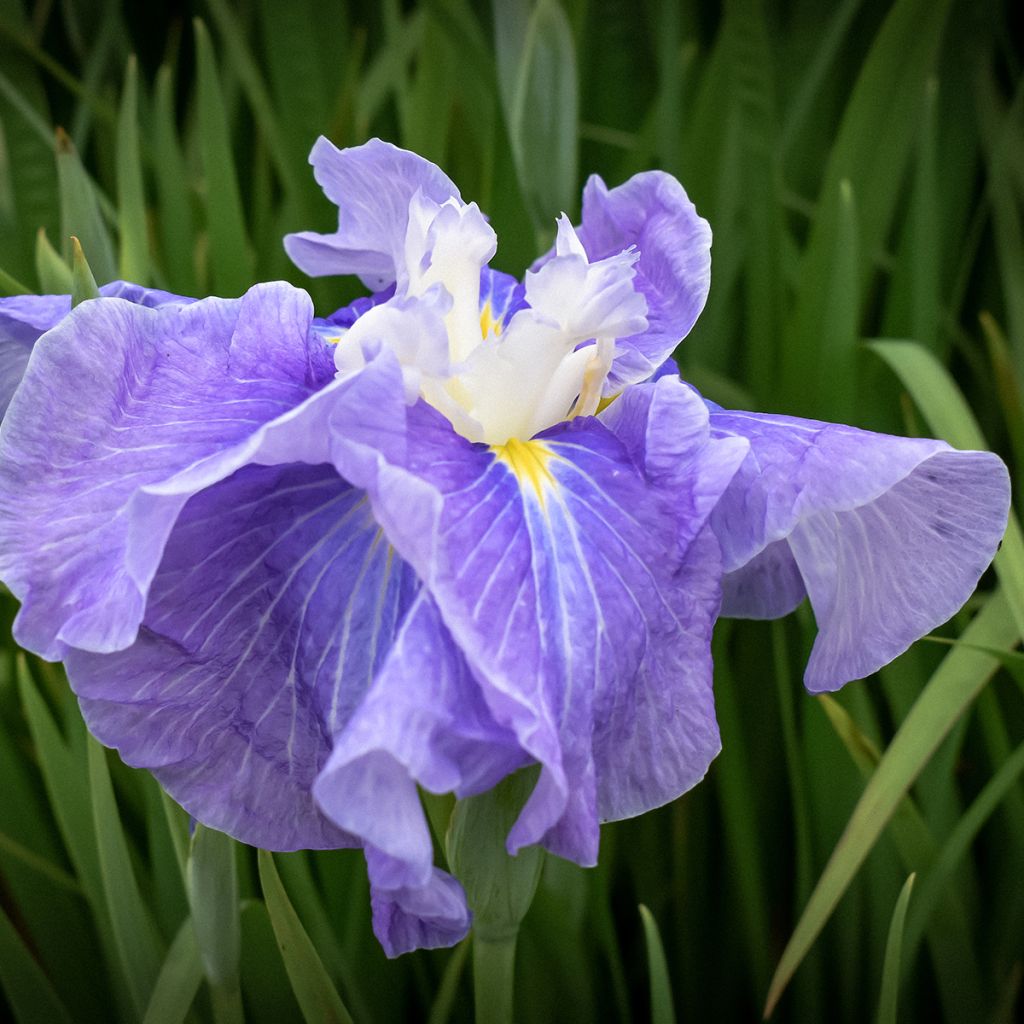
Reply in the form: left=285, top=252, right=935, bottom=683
left=70, top=235, right=99, bottom=306
left=875, top=874, right=916, bottom=1024
left=193, top=18, right=255, bottom=296
left=0, top=902, right=75, bottom=1024
left=34, top=226, right=71, bottom=293
left=55, top=126, right=116, bottom=284
left=187, top=824, right=243, bottom=1024
left=141, top=916, right=204, bottom=1024
left=764, top=588, right=1018, bottom=1016
left=638, top=904, right=677, bottom=1024
left=115, top=55, right=149, bottom=284
left=500, top=0, right=578, bottom=236
left=87, top=734, right=163, bottom=1019
left=257, top=849, right=354, bottom=1024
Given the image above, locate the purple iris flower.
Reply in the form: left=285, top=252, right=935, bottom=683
left=0, top=138, right=1009, bottom=957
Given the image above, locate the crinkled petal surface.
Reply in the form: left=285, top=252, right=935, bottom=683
left=322, top=358, right=746, bottom=865
left=67, top=462, right=417, bottom=850
left=540, top=171, right=711, bottom=391
left=0, top=282, right=336, bottom=660
left=0, top=283, right=192, bottom=416
left=319, top=593, right=517, bottom=954
left=709, top=408, right=1011, bottom=691
left=284, top=137, right=460, bottom=289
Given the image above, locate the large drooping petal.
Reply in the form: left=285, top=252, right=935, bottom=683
left=708, top=407, right=1011, bottom=692
left=318, top=592, right=522, bottom=955
left=0, top=282, right=339, bottom=660
left=321, top=356, right=746, bottom=865
left=0, top=284, right=193, bottom=417
left=65, top=461, right=416, bottom=849
left=284, top=137, right=461, bottom=289
left=0, top=294, right=70, bottom=416
left=543, top=171, right=711, bottom=391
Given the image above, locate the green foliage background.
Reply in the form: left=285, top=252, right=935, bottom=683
left=0, top=1, right=1022, bottom=1021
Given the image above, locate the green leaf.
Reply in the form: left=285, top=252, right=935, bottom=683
left=783, top=176, right=859, bottom=420
left=876, top=874, right=916, bottom=1024
left=499, top=0, right=578, bottom=236
left=788, top=0, right=953, bottom=415
left=87, top=735, right=164, bottom=1019
left=152, top=65, right=197, bottom=296
left=818, top=693, right=982, bottom=1019
left=257, top=849, right=354, bottom=1024
left=0, top=902, right=75, bottom=1024
left=427, top=940, right=470, bottom=1024
left=0, top=262, right=30, bottom=294
left=141, top=916, right=204, bottom=1024
left=70, top=235, right=99, bottom=306
left=764, top=589, right=1018, bottom=1016
left=638, top=904, right=677, bottom=1024
left=55, top=126, right=116, bottom=284
left=187, top=824, right=243, bottom=1024
left=904, top=737, right=1024, bottom=963
left=116, top=55, right=149, bottom=284
left=193, top=18, right=255, bottom=296
left=34, top=226, right=72, bottom=294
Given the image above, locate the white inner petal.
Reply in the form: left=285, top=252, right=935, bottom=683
left=334, top=201, right=648, bottom=445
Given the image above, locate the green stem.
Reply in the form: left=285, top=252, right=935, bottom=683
left=473, top=932, right=518, bottom=1024
left=210, top=981, right=245, bottom=1024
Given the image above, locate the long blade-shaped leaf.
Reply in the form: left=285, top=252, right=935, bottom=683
left=876, top=874, right=916, bottom=1024
left=638, top=904, right=677, bottom=1024
left=193, top=18, right=255, bottom=296
left=116, top=55, right=149, bottom=284
left=257, top=849, right=354, bottom=1024
left=764, top=589, right=1018, bottom=1016
left=0, top=902, right=75, bottom=1024
left=141, top=916, right=204, bottom=1024
left=87, top=735, right=163, bottom=1018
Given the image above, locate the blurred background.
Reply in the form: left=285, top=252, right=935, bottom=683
left=0, top=1, right=1022, bottom=1021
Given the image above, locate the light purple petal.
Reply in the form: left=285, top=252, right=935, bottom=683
left=367, top=847, right=471, bottom=957
left=0, top=294, right=70, bottom=415
left=540, top=171, right=711, bottom=391
left=284, top=137, right=461, bottom=289
left=318, top=593, right=520, bottom=954
left=65, top=462, right=416, bottom=850
left=709, top=408, right=1010, bottom=691
left=0, top=282, right=339, bottom=660
left=322, top=359, right=744, bottom=864
left=0, top=284, right=191, bottom=417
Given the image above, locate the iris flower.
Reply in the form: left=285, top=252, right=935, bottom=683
left=0, top=139, right=1009, bottom=956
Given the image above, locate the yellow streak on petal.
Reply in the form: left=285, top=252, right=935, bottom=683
left=479, top=301, right=503, bottom=339
left=491, top=437, right=559, bottom=504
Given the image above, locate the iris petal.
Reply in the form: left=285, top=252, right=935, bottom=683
left=537, top=171, right=712, bottom=391
left=66, top=462, right=416, bottom=850
left=709, top=408, right=1010, bottom=691
left=284, top=137, right=461, bottom=289
left=323, top=357, right=745, bottom=865
left=0, top=282, right=336, bottom=659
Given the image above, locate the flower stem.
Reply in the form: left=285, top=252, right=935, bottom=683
left=473, top=931, right=518, bottom=1024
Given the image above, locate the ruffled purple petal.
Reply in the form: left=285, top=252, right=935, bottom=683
left=65, top=462, right=416, bottom=850
left=318, top=592, right=521, bottom=954
left=0, top=284, right=192, bottom=417
left=709, top=408, right=1010, bottom=692
left=0, top=282, right=339, bottom=660
left=284, top=137, right=461, bottom=289
left=367, top=847, right=471, bottom=957
left=538, top=172, right=711, bottom=391
left=321, top=358, right=744, bottom=865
